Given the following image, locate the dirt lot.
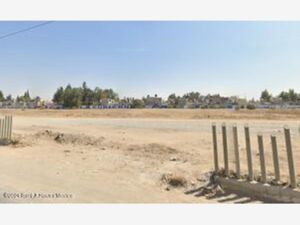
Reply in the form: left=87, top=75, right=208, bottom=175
left=0, top=109, right=300, bottom=203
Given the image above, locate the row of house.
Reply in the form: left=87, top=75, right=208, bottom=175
left=255, top=102, right=300, bottom=109
left=0, top=97, right=42, bottom=109
left=172, top=95, right=247, bottom=109
left=2, top=94, right=300, bottom=109
left=0, top=95, right=249, bottom=109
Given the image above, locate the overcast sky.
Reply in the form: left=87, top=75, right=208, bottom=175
left=0, top=21, right=300, bottom=100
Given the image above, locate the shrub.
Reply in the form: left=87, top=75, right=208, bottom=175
left=246, top=104, right=256, bottom=110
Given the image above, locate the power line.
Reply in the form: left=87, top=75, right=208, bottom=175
left=0, top=21, right=54, bottom=41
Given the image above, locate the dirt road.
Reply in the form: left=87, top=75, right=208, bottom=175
left=0, top=109, right=299, bottom=203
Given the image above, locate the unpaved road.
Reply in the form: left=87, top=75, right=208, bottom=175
left=0, top=109, right=300, bottom=203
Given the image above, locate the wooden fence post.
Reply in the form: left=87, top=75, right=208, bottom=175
left=258, top=134, right=267, bottom=183
left=271, top=135, right=280, bottom=182
left=212, top=123, right=219, bottom=171
left=244, top=125, right=254, bottom=181
left=284, top=127, right=297, bottom=188
left=232, top=125, right=240, bottom=179
left=222, top=124, right=229, bottom=177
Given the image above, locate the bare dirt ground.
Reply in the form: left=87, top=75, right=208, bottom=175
left=0, top=109, right=300, bottom=203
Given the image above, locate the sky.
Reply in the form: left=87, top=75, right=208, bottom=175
left=0, top=21, right=300, bottom=100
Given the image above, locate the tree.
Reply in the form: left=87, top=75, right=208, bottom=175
left=23, top=90, right=31, bottom=102
left=183, top=92, right=200, bottom=102
left=279, top=91, right=289, bottom=102
left=102, top=89, right=118, bottom=100
left=5, top=95, right=12, bottom=101
left=279, top=89, right=298, bottom=102
left=81, top=81, right=94, bottom=106
left=16, top=90, right=31, bottom=103
left=288, top=89, right=297, bottom=102
left=130, top=99, right=145, bottom=108
left=93, top=87, right=103, bottom=103
left=53, top=87, right=65, bottom=104
left=63, top=84, right=82, bottom=108
left=167, top=93, right=178, bottom=108
left=260, top=89, right=272, bottom=102
left=0, top=91, right=4, bottom=102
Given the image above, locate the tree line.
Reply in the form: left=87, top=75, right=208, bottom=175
left=260, top=89, right=300, bottom=103
left=52, top=82, right=119, bottom=108
left=0, top=90, right=32, bottom=103
left=1, top=85, right=300, bottom=108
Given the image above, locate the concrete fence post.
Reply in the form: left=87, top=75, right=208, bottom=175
left=0, top=119, right=3, bottom=139
left=222, top=123, right=229, bottom=177
left=284, top=127, right=297, bottom=188
left=244, top=125, right=254, bottom=181
left=212, top=123, right=219, bottom=171
left=9, top=115, right=13, bottom=140
left=10, top=115, right=13, bottom=139
left=257, top=134, right=267, bottom=183
left=4, top=116, right=8, bottom=139
left=6, top=115, right=9, bottom=139
left=2, top=118, right=5, bottom=139
left=232, top=125, right=240, bottom=179
left=0, top=118, right=4, bottom=139
left=271, top=135, right=280, bottom=182
left=0, top=119, right=2, bottom=139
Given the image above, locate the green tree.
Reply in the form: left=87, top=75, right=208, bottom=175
left=71, top=88, right=83, bottom=108
left=93, top=87, right=103, bottom=103
left=279, top=91, right=289, bottom=102
left=102, top=89, right=118, bottom=100
left=0, top=91, right=4, bottom=102
left=24, top=90, right=31, bottom=102
left=130, top=99, right=145, bottom=108
left=81, top=82, right=94, bottom=106
left=63, top=85, right=82, bottom=108
left=288, top=89, right=297, bottom=102
left=260, top=89, right=272, bottom=102
left=183, top=92, right=200, bottom=102
left=5, top=95, right=12, bottom=101
left=167, top=93, right=178, bottom=108
left=278, top=89, right=298, bottom=102
left=16, top=90, right=31, bottom=103
left=53, top=87, right=65, bottom=104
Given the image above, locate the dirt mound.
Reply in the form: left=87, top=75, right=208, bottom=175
left=126, top=143, right=178, bottom=159
left=34, top=130, right=105, bottom=146
left=0, top=138, right=20, bottom=146
left=161, top=173, right=187, bottom=189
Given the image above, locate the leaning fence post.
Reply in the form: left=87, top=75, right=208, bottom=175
left=284, top=127, right=297, bottom=188
left=258, top=134, right=267, bottom=183
left=232, top=125, right=240, bottom=179
left=244, top=125, right=254, bottom=181
left=222, top=123, right=229, bottom=177
left=271, top=135, right=280, bottom=182
left=212, top=123, right=219, bottom=171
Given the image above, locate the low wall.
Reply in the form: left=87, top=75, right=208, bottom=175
left=217, top=177, right=300, bottom=203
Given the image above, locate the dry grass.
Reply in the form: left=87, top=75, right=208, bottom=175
left=161, top=173, right=188, bottom=187
left=1, top=108, right=300, bottom=120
